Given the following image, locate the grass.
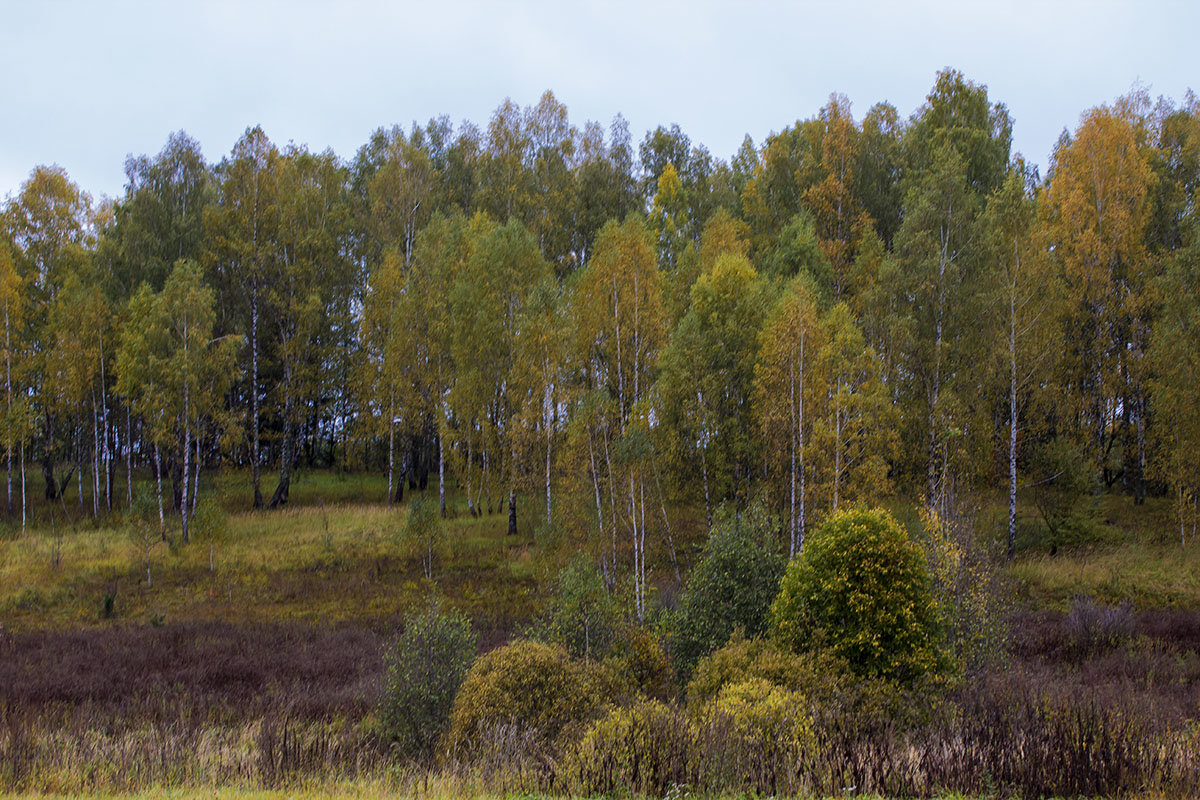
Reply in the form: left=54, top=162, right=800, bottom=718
left=0, top=469, right=553, bottom=633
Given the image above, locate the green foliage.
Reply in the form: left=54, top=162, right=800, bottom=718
left=445, top=639, right=612, bottom=751
left=397, top=497, right=444, bottom=579
left=565, top=699, right=695, bottom=797
left=378, top=603, right=477, bottom=758
left=770, top=508, right=950, bottom=684
left=686, top=630, right=844, bottom=707
left=605, top=627, right=673, bottom=701
left=1028, top=438, right=1108, bottom=550
left=528, top=554, right=622, bottom=660
left=918, top=506, right=1008, bottom=671
left=699, top=678, right=814, bottom=778
left=670, top=503, right=785, bottom=680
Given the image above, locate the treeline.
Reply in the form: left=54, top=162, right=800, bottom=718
left=2, top=69, right=1198, bottom=574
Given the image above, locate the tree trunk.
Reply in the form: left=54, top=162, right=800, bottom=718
left=19, top=441, right=25, bottom=535
left=387, top=393, right=395, bottom=509
left=544, top=381, right=552, bottom=526
left=154, top=443, right=165, bottom=536
left=438, top=426, right=446, bottom=518
left=268, top=366, right=293, bottom=510
left=126, top=405, right=133, bottom=511
left=250, top=278, right=262, bottom=509
left=507, top=488, right=517, bottom=537
left=1009, top=309, right=1018, bottom=560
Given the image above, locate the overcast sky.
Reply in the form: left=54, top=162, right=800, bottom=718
left=2, top=0, right=1196, bottom=201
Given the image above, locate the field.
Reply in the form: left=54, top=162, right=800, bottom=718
left=2, top=470, right=1200, bottom=797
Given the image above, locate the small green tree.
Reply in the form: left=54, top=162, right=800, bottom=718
left=530, top=554, right=623, bottom=660
left=671, top=503, right=784, bottom=681
left=379, top=603, right=477, bottom=759
left=769, top=508, right=950, bottom=684
left=399, top=496, right=444, bottom=579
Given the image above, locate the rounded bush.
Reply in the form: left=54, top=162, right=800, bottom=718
left=671, top=505, right=784, bottom=680
left=445, top=640, right=610, bottom=751
left=769, top=508, right=949, bottom=684
left=378, top=604, right=477, bottom=758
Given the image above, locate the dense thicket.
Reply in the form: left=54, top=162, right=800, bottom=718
left=3, top=70, right=1198, bottom=571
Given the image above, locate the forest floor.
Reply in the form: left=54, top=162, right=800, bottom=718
left=1, top=469, right=1199, bottom=796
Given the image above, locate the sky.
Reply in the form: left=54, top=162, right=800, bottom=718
left=2, top=0, right=1197, bottom=202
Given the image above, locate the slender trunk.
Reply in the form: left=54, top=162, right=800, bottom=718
left=638, top=477, right=647, bottom=621
left=153, top=443, right=165, bottom=536
left=602, top=431, right=618, bottom=579
left=250, top=278, right=262, bottom=508
left=507, top=488, right=517, bottom=537
left=181, top=422, right=191, bottom=544
left=653, top=466, right=681, bottom=589
left=192, top=434, right=200, bottom=517
left=466, top=435, right=475, bottom=517
left=126, top=405, right=133, bottom=511
left=1009, top=301, right=1018, bottom=560
left=268, top=366, right=293, bottom=509
left=700, top=442, right=712, bottom=532
left=20, top=442, right=26, bottom=535
left=588, top=430, right=607, bottom=582
left=789, top=358, right=797, bottom=558
left=387, top=392, right=395, bottom=509
left=833, top=376, right=843, bottom=513
left=438, top=422, right=446, bottom=517
left=100, top=337, right=111, bottom=512
left=544, top=380, right=552, bottom=526
left=77, top=426, right=84, bottom=514
left=1135, top=394, right=1146, bottom=506
left=92, top=394, right=100, bottom=518
left=629, top=473, right=639, bottom=618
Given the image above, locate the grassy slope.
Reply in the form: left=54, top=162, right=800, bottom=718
left=2, top=468, right=1198, bottom=637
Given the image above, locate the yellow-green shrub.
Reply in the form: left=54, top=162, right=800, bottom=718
left=696, top=678, right=813, bottom=794
left=769, top=508, right=951, bottom=684
left=444, top=640, right=610, bottom=752
left=605, top=627, right=673, bottom=701
left=564, top=699, right=697, bottom=796
left=686, top=629, right=844, bottom=707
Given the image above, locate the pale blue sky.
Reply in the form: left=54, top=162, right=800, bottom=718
left=2, top=0, right=1196, bottom=201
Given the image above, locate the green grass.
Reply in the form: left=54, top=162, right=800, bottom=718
left=3, top=468, right=1198, bottom=634
left=0, top=469, right=555, bottom=632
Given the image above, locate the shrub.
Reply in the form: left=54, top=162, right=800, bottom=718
left=445, top=640, right=611, bottom=752
left=699, top=678, right=814, bottom=791
left=770, top=508, right=950, bottom=684
left=606, top=626, right=673, bottom=701
left=1066, top=595, right=1135, bottom=653
left=918, top=505, right=1008, bottom=671
left=379, top=603, right=477, bottom=758
left=529, top=554, right=623, bottom=660
left=686, top=629, right=844, bottom=707
left=565, top=699, right=698, bottom=796
left=671, top=503, right=784, bottom=680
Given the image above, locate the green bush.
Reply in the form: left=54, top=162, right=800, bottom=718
left=528, top=554, right=623, bottom=660
left=606, top=626, right=673, bottom=701
left=379, top=603, right=477, bottom=758
left=445, top=640, right=612, bottom=752
left=686, top=629, right=844, bottom=707
left=698, top=678, right=814, bottom=790
left=769, top=508, right=950, bottom=684
left=565, top=699, right=697, bottom=796
left=671, top=503, right=784, bottom=680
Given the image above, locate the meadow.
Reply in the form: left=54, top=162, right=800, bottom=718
left=2, top=470, right=1200, bottom=798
